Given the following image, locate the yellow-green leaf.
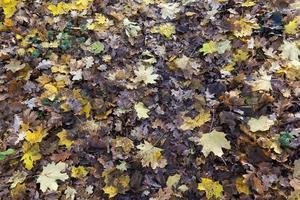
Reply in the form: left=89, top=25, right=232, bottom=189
left=198, top=178, right=223, bottom=199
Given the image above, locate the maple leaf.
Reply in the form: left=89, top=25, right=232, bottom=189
left=159, top=3, right=181, bottom=20
left=123, top=18, right=141, bottom=38
left=103, top=185, right=118, bottom=198
left=134, top=102, right=150, bottom=119
left=65, top=186, right=77, bottom=200
left=133, top=65, right=159, bottom=85
left=199, top=41, right=217, bottom=55
left=4, top=60, right=26, bottom=73
left=0, top=0, right=20, bottom=19
left=71, top=166, right=88, bottom=178
left=159, top=23, right=176, bottom=39
left=198, top=130, right=231, bottom=157
left=250, top=70, right=272, bottom=92
left=166, top=174, right=181, bottom=188
left=247, top=116, right=275, bottom=132
left=198, top=178, right=223, bottom=199
left=21, top=142, right=41, bottom=170
left=199, top=40, right=231, bottom=55
left=137, top=141, right=167, bottom=169
left=284, top=16, right=300, bottom=35
left=57, top=130, right=75, bottom=150
left=25, top=126, right=47, bottom=144
left=8, top=171, right=27, bottom=189
left=180, top=111, right=211, bottom=131
left=37, top=162, right=69, bottom=192
left=233, top=17, right=260, bottom=37
left=280, top=41, right=300, bottom=62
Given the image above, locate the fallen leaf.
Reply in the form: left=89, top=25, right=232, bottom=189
left=65, top=186, right=77, bottom=200
left=198, top=178, right=223, bottom=199
left=247, top=116, right=275, bottom=132
left=133, top=65, right=159, bottom=85
left=71, top=166, right=88, bottom=178
left=180, top=111, right=211, bottom=131
left=134, top=102, right=150, bottom=119
left=57, top=130, right=75, bottom=150
left=21, top=142, right=41, bottom=170
left=137, top=141, right=167, bottom=169
left=198, top=130, right=231, bottom=157
left=159, top=3, right=181, bottom=20
left=37, top=162, right=69, bottom=192
left=159, top=23, right=176, bottom=39
left=166, top=174, right=181, bottom=188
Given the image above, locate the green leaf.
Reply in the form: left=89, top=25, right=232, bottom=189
left=90, top=41, right=104, bottom=54
left=0, top=148, right=15, bottom=161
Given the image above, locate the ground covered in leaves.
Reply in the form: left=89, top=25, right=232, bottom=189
left=0, top=0, right=300, bottom=199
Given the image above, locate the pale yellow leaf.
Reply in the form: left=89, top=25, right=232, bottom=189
left=247, top=116, right=275, bottom=132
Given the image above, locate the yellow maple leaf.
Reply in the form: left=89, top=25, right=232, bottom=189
left=71, top=166, right=88, bottom=178
left=198, top=178, right=223, bottom=199
left=103, top=185, right=118, bottom=198
left=48, top=2, right=71, bottom=16
left=0, top=0, right=20, bottom=19
left=284, top=16, right=300, bottom=35
left=199, top=41, right=217, bottom=55
left=137, top=141, right=167, bottom=169
left=233, top=18, right=260, bottom=37
left=247, top=116, right=275, bottom=132
left=21, top=142, right=41, bottom=170
left=25, top=126, right=47, bottom=144
left=159, top=23, right=176, bottom=39
left=199, top=40, right=231, bottom=55
left=133, top=65, right=159, bottom=85
left=233, top=49, right=249, bottom=62
left=198, top=130, right=231, bottom=157
left=180, top=111, right=211, bottom=131
left=134, top=102, right=150, bottom=119
left=57, top=130, right=75, bottom=150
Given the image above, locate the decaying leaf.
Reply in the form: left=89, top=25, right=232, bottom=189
left=57, top=130, right=75, bottom=150
left=137, top=141, right=167, bottom=169
left=180, top=111, right=211, bottom=131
